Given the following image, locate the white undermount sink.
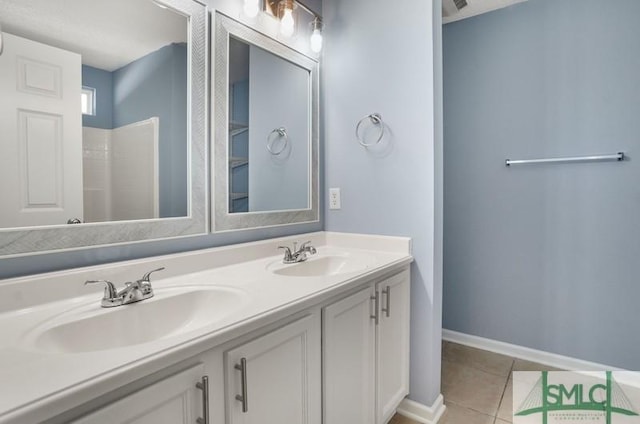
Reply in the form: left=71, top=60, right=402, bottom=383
left=22, top=286, right=248, bottom=353
left=268, top=254, right=372, bottom=278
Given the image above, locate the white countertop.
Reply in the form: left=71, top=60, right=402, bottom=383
left=0, top=232, right=412, bottom=423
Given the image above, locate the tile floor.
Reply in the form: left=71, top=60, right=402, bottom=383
left=390, top=341, right=559, bottom=424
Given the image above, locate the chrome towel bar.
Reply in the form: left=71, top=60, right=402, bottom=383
left=505, top=152, right=625, bottom=167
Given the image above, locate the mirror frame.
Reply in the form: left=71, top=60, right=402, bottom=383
left=0, top=0, right=208, bottom=257
left=213, top=12, right=319, bottom=231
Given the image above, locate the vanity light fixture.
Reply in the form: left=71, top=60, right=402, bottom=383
left=264, top=0, right=323, bottom=51
left=309, top=17, right=323, bottom=53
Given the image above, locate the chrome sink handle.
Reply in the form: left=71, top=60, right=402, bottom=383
left=140, top=267, right=165, bottom=284
left=136, top=267, right=165, bottom=295
left=298, top=241, right=317, bottom=255
left=84, top=280, right=120, bottom=307
left=278, top=246, right=295, bottom=263
left=298, top=241, right=311, bottom=251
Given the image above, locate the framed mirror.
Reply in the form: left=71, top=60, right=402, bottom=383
left=213, top=12, right=319, bottom=231
left=0, top=0, right=207, bottom=256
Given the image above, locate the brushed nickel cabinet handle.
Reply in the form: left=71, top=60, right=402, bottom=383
left=235, top=358, right=248, bottom=413
left=370, top=291, right=379, bottom=325
left=196, top=375, right=210, bottom=424
left=382, top=286, right=391, bottom=318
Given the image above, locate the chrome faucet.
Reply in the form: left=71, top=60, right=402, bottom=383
left=85, top=267, right=165, bottom=308
left=278, top=241, right=317, bottom=264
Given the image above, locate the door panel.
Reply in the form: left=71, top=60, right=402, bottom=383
left=0, top=33, right=83, bottom=227
left=323, top=286, right=377, bottom=424
left=376, top=270, right=411, bottom=424
left=225, top=314, right=321, bottom=424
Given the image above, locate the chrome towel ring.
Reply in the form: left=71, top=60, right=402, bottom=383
left=355, top=113, right=385, bottom=147
left=267, top=127, right=289, bottom=155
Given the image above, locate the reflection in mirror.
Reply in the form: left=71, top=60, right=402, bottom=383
left=0, top=0, right=188, bottom=229
left=0, top=0, right=207, bottom=256
left=214, top=13, right=319, bottom=232
left=228, top=36, right=310, bottom=213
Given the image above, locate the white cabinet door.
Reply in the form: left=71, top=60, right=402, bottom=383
left=376, top=270, right=411, bottom=424
left=0, top=33, right=83, bottom=227
left=225, top=314, right=321, bottom=424
left=323, top=286, right=377, bottom=424
left=73, top=364, right=207, bottom=424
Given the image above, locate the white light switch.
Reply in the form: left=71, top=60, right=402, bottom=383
left=329, top=188, right=341, bottom=210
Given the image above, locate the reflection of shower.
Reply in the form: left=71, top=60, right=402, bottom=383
left=83, top=117, right=159, bottom=223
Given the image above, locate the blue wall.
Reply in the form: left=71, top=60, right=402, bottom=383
left=114, top=43, right=188, bottom=219
left=82, top=65, right=113, bottom=129
left=443, top=0, right=640, bottom=368
left=323, top=0, right=443, bottom=406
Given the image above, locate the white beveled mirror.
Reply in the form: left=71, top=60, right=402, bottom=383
left=213, top=12, right=319, bottom=231
left=0, top=0, right=207, bottom=256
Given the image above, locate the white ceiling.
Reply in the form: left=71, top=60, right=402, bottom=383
left=0, top=0, right=188, bottom=71
left=443, top=0, right=528, bottom=24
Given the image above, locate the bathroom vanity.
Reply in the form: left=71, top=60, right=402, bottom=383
left=0, top=232, right=412, bottom=424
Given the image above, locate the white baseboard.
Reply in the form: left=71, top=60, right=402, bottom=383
left=442, top=329, right=625, bottom=371
left=396, top=395, right=446, bottom=424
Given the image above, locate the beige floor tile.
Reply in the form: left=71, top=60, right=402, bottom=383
left=443, top=343, right=514, bottom=377
left=512, top=358, right=562, bottom=372
left=442, top=360, right=509, bottom=416
left=440, top=403, right=494, bottom=424
left=495, top=419, right=511, bottom=424
left=496, top=376, right=513, bottom=422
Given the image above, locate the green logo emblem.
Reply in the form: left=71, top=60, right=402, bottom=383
left=515, top=371, right=638, bottom=424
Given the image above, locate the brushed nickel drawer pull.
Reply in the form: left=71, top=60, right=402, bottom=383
left=370, top=291, right=379, bottom=325
left=235, top=358, right=248, bottom=413
left=382, top=286, right=391, bottom=318
left=195, top=375, right=209, bottom=424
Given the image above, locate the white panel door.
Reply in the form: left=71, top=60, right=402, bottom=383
left=0, top=33, right=83, bottom=227
left=376, top=270, right=411, bottom=424
left=73, top=364, right=207, bottom=424
left=225, top=314, right=321, bottom=424
left=323, top=286, right=377, bottom=424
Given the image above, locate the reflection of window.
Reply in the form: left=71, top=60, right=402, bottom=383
left=81, top=87, right=96, bottom=116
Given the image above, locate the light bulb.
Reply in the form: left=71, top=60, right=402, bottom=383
left=280, top=8, right=295, bottom=37
left=243, top=0, right=259, bottom=18
left=310, top=28, right=323, bottom=52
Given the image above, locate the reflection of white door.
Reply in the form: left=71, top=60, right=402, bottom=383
left=0, top=33, right=83, bottom=228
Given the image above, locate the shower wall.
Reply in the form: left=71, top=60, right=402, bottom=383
left=82, top=118, right=159, bottom=223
